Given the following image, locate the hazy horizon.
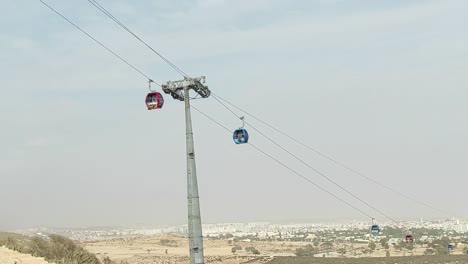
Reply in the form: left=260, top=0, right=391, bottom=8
left=1, top=0, right=467, bottom=230
left=8, top=216, right=461, bottom=232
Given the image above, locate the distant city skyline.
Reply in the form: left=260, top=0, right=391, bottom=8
left=10, top=216, right=467, bottom=232
left=13, top=218, right=468, bottom=241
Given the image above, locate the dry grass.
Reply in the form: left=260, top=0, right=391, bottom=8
left=0, top=232, right=100, bottom=264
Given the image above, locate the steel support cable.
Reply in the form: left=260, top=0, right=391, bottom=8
left=87, top=0, right=191, bottom=79
left=210, top=95, right=399, bottom=224
left=41, top=0, right=382, bottom=224
left=191, top=105, right=377, bottom=221
left=39, top=0, right=160, bottom=86
left=40, top=1, right=207, bottom=103
left=44, top=0, right=447, bottom=219
left=251, top=124, right=399, bottom=224
left=81, top=1, right=458, bottom=218
left=211, top=93, right=449, bottom=216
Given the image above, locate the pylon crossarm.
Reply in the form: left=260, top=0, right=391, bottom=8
left=162, top=76, right=210, bottom=101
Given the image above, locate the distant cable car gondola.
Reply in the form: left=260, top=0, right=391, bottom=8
left=370, top=225, right=380, bottom=235
left=145, top=80, right=164, bottom=110
left=370, top=218, right=381, bottom=236
left=405, top=234, right=414, bottom=243
left=233, top=116, right=249, bottom=144
left=448, top=243, right=455, bottom=251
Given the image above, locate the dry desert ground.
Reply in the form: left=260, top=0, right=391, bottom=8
left=0, top=246, right=50, bottom=264
left=81, top=235, right=468, bottom=264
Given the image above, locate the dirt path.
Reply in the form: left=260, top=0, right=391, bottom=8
left=0, top=246, right=50, bottom=264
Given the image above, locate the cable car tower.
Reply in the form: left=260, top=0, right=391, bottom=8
left=162, top=76, right=210, bottom=264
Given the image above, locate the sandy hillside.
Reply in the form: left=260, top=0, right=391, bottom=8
left=0, top=246, right=50, bottom=264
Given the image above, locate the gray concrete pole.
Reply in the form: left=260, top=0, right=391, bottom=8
left=184, top=87, right=205, bottom=264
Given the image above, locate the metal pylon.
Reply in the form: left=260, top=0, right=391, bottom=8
left=162, top=77, right=210, bottom=264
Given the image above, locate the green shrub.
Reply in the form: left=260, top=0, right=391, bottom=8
left=26, top=235, right=101, bottom=264
left=294, top=244, right=317, bottom=256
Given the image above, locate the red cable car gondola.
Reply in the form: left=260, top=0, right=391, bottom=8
left=405, top=234, right=414, bottom=243
left=145, top=92, right=164, bottom=110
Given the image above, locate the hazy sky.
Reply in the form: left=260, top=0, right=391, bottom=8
left=1, top=0, right=467, bottom=230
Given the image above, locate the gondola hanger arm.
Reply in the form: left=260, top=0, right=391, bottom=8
left=148, top=79, right=155, bottom=92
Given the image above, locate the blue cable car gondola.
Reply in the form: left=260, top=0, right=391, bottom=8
left=233, top=128, right=249, bottom=144
left=233, top=116, right=249, bottom=144
left=448, top=243, right=455, bottom=251
left=370, top=225, right=380, bottom=236
left=370, top=218, right=380, bottom=236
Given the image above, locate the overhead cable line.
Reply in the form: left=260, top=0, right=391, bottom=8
left=210, top=94, right=399, bottom=224
left=45, top=0, right=449, bottom=220
left=87, top=0, right=191, bottom=79
left=211, top=93, right=449, bottom=216
left=85, top=0, right=409, bottom=222
left=85, top=0, right=458, bottom=218
left=39, top=0, right=160, bottom=85
left=40, top=0, right=379, bottom=222
left=191, top=105, right=377, bottom=221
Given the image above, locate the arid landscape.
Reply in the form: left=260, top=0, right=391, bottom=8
left=2, top=1, right=468, bottom=264
left=2, top=233, right=468, bottom=264
left=80, top=235, right=468, bottom=264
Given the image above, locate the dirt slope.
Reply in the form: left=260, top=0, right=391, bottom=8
left=0, top=246, right=50, bottom=264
